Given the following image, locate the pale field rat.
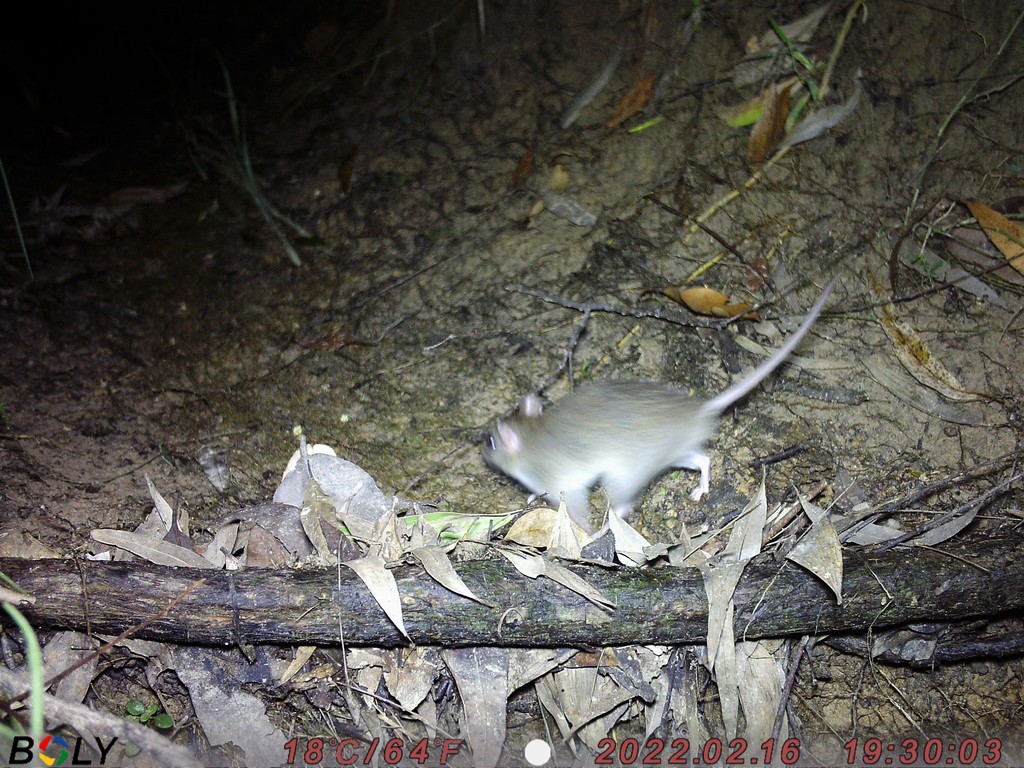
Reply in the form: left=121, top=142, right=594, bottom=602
left=484, top=282, right=833, bottom=531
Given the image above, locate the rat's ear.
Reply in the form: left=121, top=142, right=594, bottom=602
left=496, top=420, right=522, bottom=453
left=519, top=394, right=544, bottom=418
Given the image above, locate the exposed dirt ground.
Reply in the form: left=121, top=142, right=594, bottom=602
left=3, top=1, right=1024, bottom=765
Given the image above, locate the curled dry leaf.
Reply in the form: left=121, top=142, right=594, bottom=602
left=384, top=647, right=437, bottom=713
left=748, top=81, right=790, bottom=167
left=300, top=479, right=340, bottom=562
left=500, top=548, right=615, bottom=610
left=279, top=646, right=317, bottom=685
left=785, top=517, right=844, bottom=604
left=145, top=473, right=175, bottom=533
left=605, top=74, right=657, bottom=130
left=275, top=443, right=391, bottom=529
left=608, top=513, right=652, bottom=567
left=504, top=499, right=586, bottom=556
left=90, top=530, right=218, bottom=569
left=663, top=285, right=757, bottom=319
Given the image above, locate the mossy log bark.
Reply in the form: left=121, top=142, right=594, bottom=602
left=2, top=528, right=1022, bottom=648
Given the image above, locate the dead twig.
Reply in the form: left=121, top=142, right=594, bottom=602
left=507, top=285, right=719, bottom=329
left=542, top=308, right=591, bottom=393
left=873, top=469, right=1024, bottom=553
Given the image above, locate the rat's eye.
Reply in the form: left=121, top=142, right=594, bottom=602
left=486, top=435, right=496, bottom=451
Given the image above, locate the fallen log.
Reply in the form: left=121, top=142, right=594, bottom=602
left=2, top=527, right=1022, bottom=648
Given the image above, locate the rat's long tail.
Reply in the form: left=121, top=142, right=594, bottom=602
left=701, top=279, right=834, bottom=415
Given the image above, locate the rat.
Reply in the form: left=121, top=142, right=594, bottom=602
left=484, top=281, right=833, bottom=531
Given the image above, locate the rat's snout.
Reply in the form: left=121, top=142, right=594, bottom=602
left=483, top=432, right=496, bottom=458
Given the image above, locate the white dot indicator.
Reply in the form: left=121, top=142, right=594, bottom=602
left=524, top=739, right=552, bottom=766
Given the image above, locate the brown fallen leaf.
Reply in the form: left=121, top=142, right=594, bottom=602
left=573, top=650, right=620, bottom=668
left=748, top=81, right=790, bottom=168
left=718, top=76, right=800, bottom=128
left=663, top=285, right=758, bottom=319
left=962, top=198, right=1024, bottom=277
left=743, top=256, right=773, bottom=292
left=510, top=143, right=534, bottom=187
left=606, top=74, right=657, bottom=130
left=338, top=145, right=359, bottom=195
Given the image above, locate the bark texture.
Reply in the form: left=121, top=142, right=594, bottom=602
left=2, top=528, right=1021, bottom=648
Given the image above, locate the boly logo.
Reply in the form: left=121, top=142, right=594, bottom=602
left=7, top=734, right=118, bottom=765
left=38, top=734, right=69, bottom=766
